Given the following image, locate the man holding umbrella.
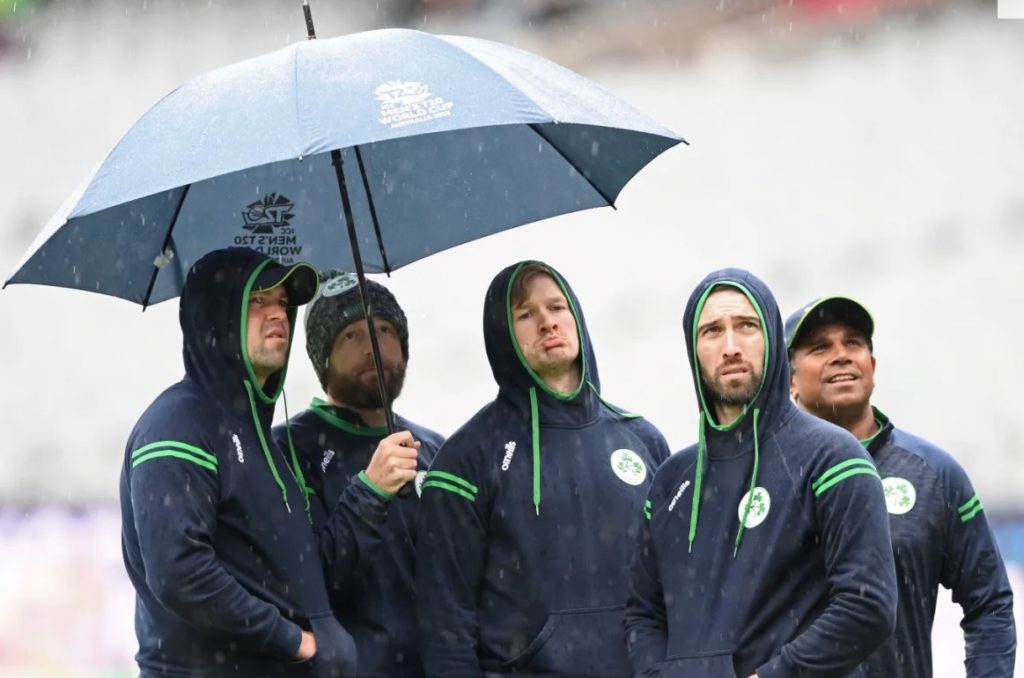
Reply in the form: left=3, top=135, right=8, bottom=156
left=120, top=247, right=387, bottom=677
left=416, top=260, right=671, bottom=677
left=786, top=295, right=1016, bottom=677
left=273, top=270, right=445, bottom=678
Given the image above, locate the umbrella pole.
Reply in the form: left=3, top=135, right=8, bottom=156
left=330, top=149, right=396, bottom=436
left=302, top=0, right=317, bottom=40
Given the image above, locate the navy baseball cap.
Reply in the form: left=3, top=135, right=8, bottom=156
left=253, top=261, right=319, bottom=306
left=785, top=296, right=874, bottom=351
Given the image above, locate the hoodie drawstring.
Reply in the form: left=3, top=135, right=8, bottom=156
left=282, top=390, right=313, bottom=521
left=688, top=407, right=763, bottom=557
left=244, top=380, right=292, bottom=514
left=529, top=386, right=541, bottom=516
left=688, top=411, right=706, bottom=553
left=734, top=407, right=761, bottom=557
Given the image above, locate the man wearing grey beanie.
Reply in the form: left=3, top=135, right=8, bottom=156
left=272, top=270, right=445, bottom=678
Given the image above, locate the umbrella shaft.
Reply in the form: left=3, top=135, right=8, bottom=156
left=330, top=149, right=396, bottom=436
left=302, top=1, right=316, bottom=40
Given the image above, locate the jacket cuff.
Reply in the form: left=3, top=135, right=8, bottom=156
left=342, top=474, right=390, bottom=527
left=261, top=616, right=304, bottom=661
left=755, top=651, right=795, bottom=678
left=357, top=470, right=394, bottom=501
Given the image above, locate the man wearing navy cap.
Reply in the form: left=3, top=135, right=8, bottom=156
left=121, top=248, right=383, bottom=677
left=786, top=296, right=1016, bottom=677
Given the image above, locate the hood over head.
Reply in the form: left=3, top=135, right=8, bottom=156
left=680, top=267, right=794, bottom=555
left=682, top=267, right=791, bottom=434
left=482, top=261, right=613, bottom=515
left=180, top=247, right=316, bottom=411
left=483, top=260, right=601, bottom=420
left=179, top=247, right=319, bottom=515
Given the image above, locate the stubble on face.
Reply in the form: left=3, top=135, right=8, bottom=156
left=246, top=287, right=290, bottom=383
left=701, top=359, right=764, bottom=407
left=694, top=287, right=766, bottom=418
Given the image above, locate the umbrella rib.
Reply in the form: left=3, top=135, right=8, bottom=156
left=141, top=184, right=191, bottom=310
left=354, top=145, right=392, bottom=276
left=528, top=123, right=617, bottom=210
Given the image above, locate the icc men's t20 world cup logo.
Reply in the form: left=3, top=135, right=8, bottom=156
left=234, top=193, right=305, bottom=264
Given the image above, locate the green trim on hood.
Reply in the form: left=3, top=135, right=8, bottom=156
left=687, top=281, right=770, bottom=557
left=505, top=261, right=586, bottom=401
left=689, top=281, right=770, bottom=431
left=309, top=397, right=390, bottom=437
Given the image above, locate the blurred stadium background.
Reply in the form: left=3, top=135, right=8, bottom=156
left=1, top=0, right=1021, bottom=675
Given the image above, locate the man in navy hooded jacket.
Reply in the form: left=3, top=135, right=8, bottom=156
left=120, top=248, right=388, bottom=677
left=624, top=269, right=897, bottom=677
left=273, top=270, right=445, bottom=678
left=416, top=261, right=671, bottom=678
left=786, top=295, right=1015, bottom=677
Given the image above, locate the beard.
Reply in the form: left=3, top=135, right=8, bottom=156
left=701, top=359, right=763, bottom=407
left=326, top=359, right=407, bottom=409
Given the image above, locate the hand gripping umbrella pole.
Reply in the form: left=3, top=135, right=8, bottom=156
left=311, top=2, right=415, bottom=497
left=330, top=148, right=398, bottom=437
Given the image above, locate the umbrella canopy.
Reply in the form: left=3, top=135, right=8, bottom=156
left=5, top=28, right=682, bottom=306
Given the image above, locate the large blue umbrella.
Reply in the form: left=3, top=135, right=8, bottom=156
left=5, top=24, right=683, bottom=431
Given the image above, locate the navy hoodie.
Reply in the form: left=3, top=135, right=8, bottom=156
left=416, top=261, right=671, bottom=678
left=624, top=269, right=897, bottom=678
left=858, top=409, right=1015, bottom=677
left=272, top=401, right=445, bottom=678
left=120, top=248, right=382, bottom=678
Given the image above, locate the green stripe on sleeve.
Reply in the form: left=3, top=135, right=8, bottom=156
left=959, top=495, right=984, bottom=523
left=132, top=441, right=216, bottom=465
left=643, top=499, right=652, bottom=521
left=132, top=449, right=218, bottom=473
left=422, top=480, right=476, bottom=503
left=425, top=470, right=478, bottom=496
left=958, top=495, right=981, bottom=514
left=812, top=458, right=876, bottom=491
left=813, top=467, right=880, bottom=497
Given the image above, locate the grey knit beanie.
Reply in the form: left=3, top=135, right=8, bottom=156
left=304, top=270, right=409, bottom=390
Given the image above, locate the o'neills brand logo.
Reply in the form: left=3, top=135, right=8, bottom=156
left=234, top=192, right=305, bottom=264
left=321, top=449, right=336, bottom=473
left=231, top=434, right=245, bottom=463
left=668, top=480, right=691, bottom=512
left=375, top=80, right=454, bottom=129
left=501, top=441, right=516, bottom=471
left=415, top=470, right=427, bottom=497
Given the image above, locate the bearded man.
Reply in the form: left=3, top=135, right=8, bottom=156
left=273, top=270, right=444, bottom=678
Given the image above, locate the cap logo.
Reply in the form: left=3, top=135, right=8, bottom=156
left=321, top=273, right=359, bottom=298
